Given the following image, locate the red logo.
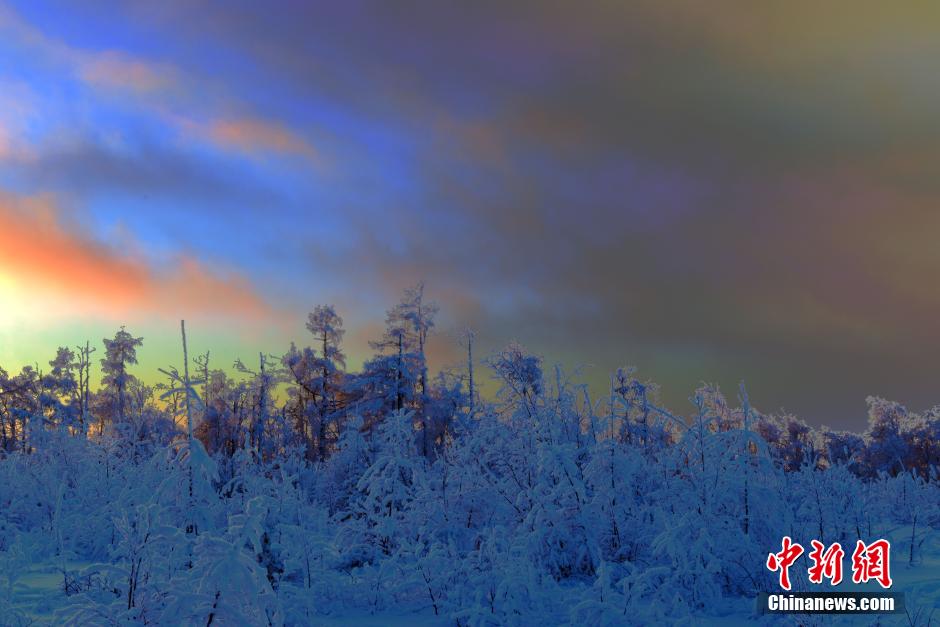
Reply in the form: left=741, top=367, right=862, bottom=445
left=766, top=536, right=804, bottom=591
left=767, top=537, right=892, bottom=590
left=851, top=539, right=892, bottom=589
left=807, top=540, right=845, bottom=585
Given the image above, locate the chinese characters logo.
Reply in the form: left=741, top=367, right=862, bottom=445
left=767, top=537, right=891, bottom=590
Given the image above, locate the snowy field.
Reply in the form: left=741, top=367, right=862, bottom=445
left=2, top=397, right=939, bottom=627
left=6, top=527, right=940, bottom=627
left=2, top=321, right=940, bottom=625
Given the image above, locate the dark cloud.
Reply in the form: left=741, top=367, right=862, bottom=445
left=6, top=1, right=940, bottom=428
left=4, top=133, right=282, bottom=208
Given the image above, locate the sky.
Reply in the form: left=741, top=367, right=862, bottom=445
left=1, top=1, right=939, bottom=430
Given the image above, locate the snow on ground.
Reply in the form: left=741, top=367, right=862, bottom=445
left=4, top=561, right=91, bottom=626
left=4, top=563, right=448, bottom=627
left=3, top=369, right=940, bottom=626
left=5, top=536, right=938, bottom=627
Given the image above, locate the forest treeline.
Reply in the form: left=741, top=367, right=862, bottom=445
left=1, top=284, right=939, bottom=624
left=1, top=284, right=936, bottom=480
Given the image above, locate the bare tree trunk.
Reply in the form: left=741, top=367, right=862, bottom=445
left=181, top=323, right=194, bottom=439
left=320, top=332, right=329, bottom=461
left=181, top=321, right=194, bottom=462
left=181, top=321, right=197, bottom=563
left=76, top=345, right=86, bottom=435
left=466, top=330, right=475, bottom=418
left=85, top=342, right=93, bottom=436
left=256, top=353, right=266, bottom=457
left=419, top=322, right=428, bottom=457
left=396, top=334, right=403, bottom=413
left=199, top=351, right=210, bottom=426
left=740, top=382, right=751, bottom=536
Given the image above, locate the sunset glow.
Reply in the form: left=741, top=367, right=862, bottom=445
left=1, top=1, right=939, bottom=428
left=3, top=3, right=940, bottom=624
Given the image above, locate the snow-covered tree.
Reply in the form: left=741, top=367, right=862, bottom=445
left=371, top=284, right=438, bottom=456
left=98, top=327, right=144, bottom=434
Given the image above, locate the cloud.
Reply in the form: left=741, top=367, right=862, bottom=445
left=179, top=116, right=321, bottom=164
left=0, top=191, right=277, bottom=325
left=0, top=80, right=39, bottom=162
left=77, top=50, right=179, bottom=94
left=0, top=4, right=177, bottom=99
left=3, top=1, right=940, bottom=428
left=0, top=123, right=14, bottom=160
left=3, top=131, right=282, bottom=208
left=0, top=4, right=322, bottom=168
